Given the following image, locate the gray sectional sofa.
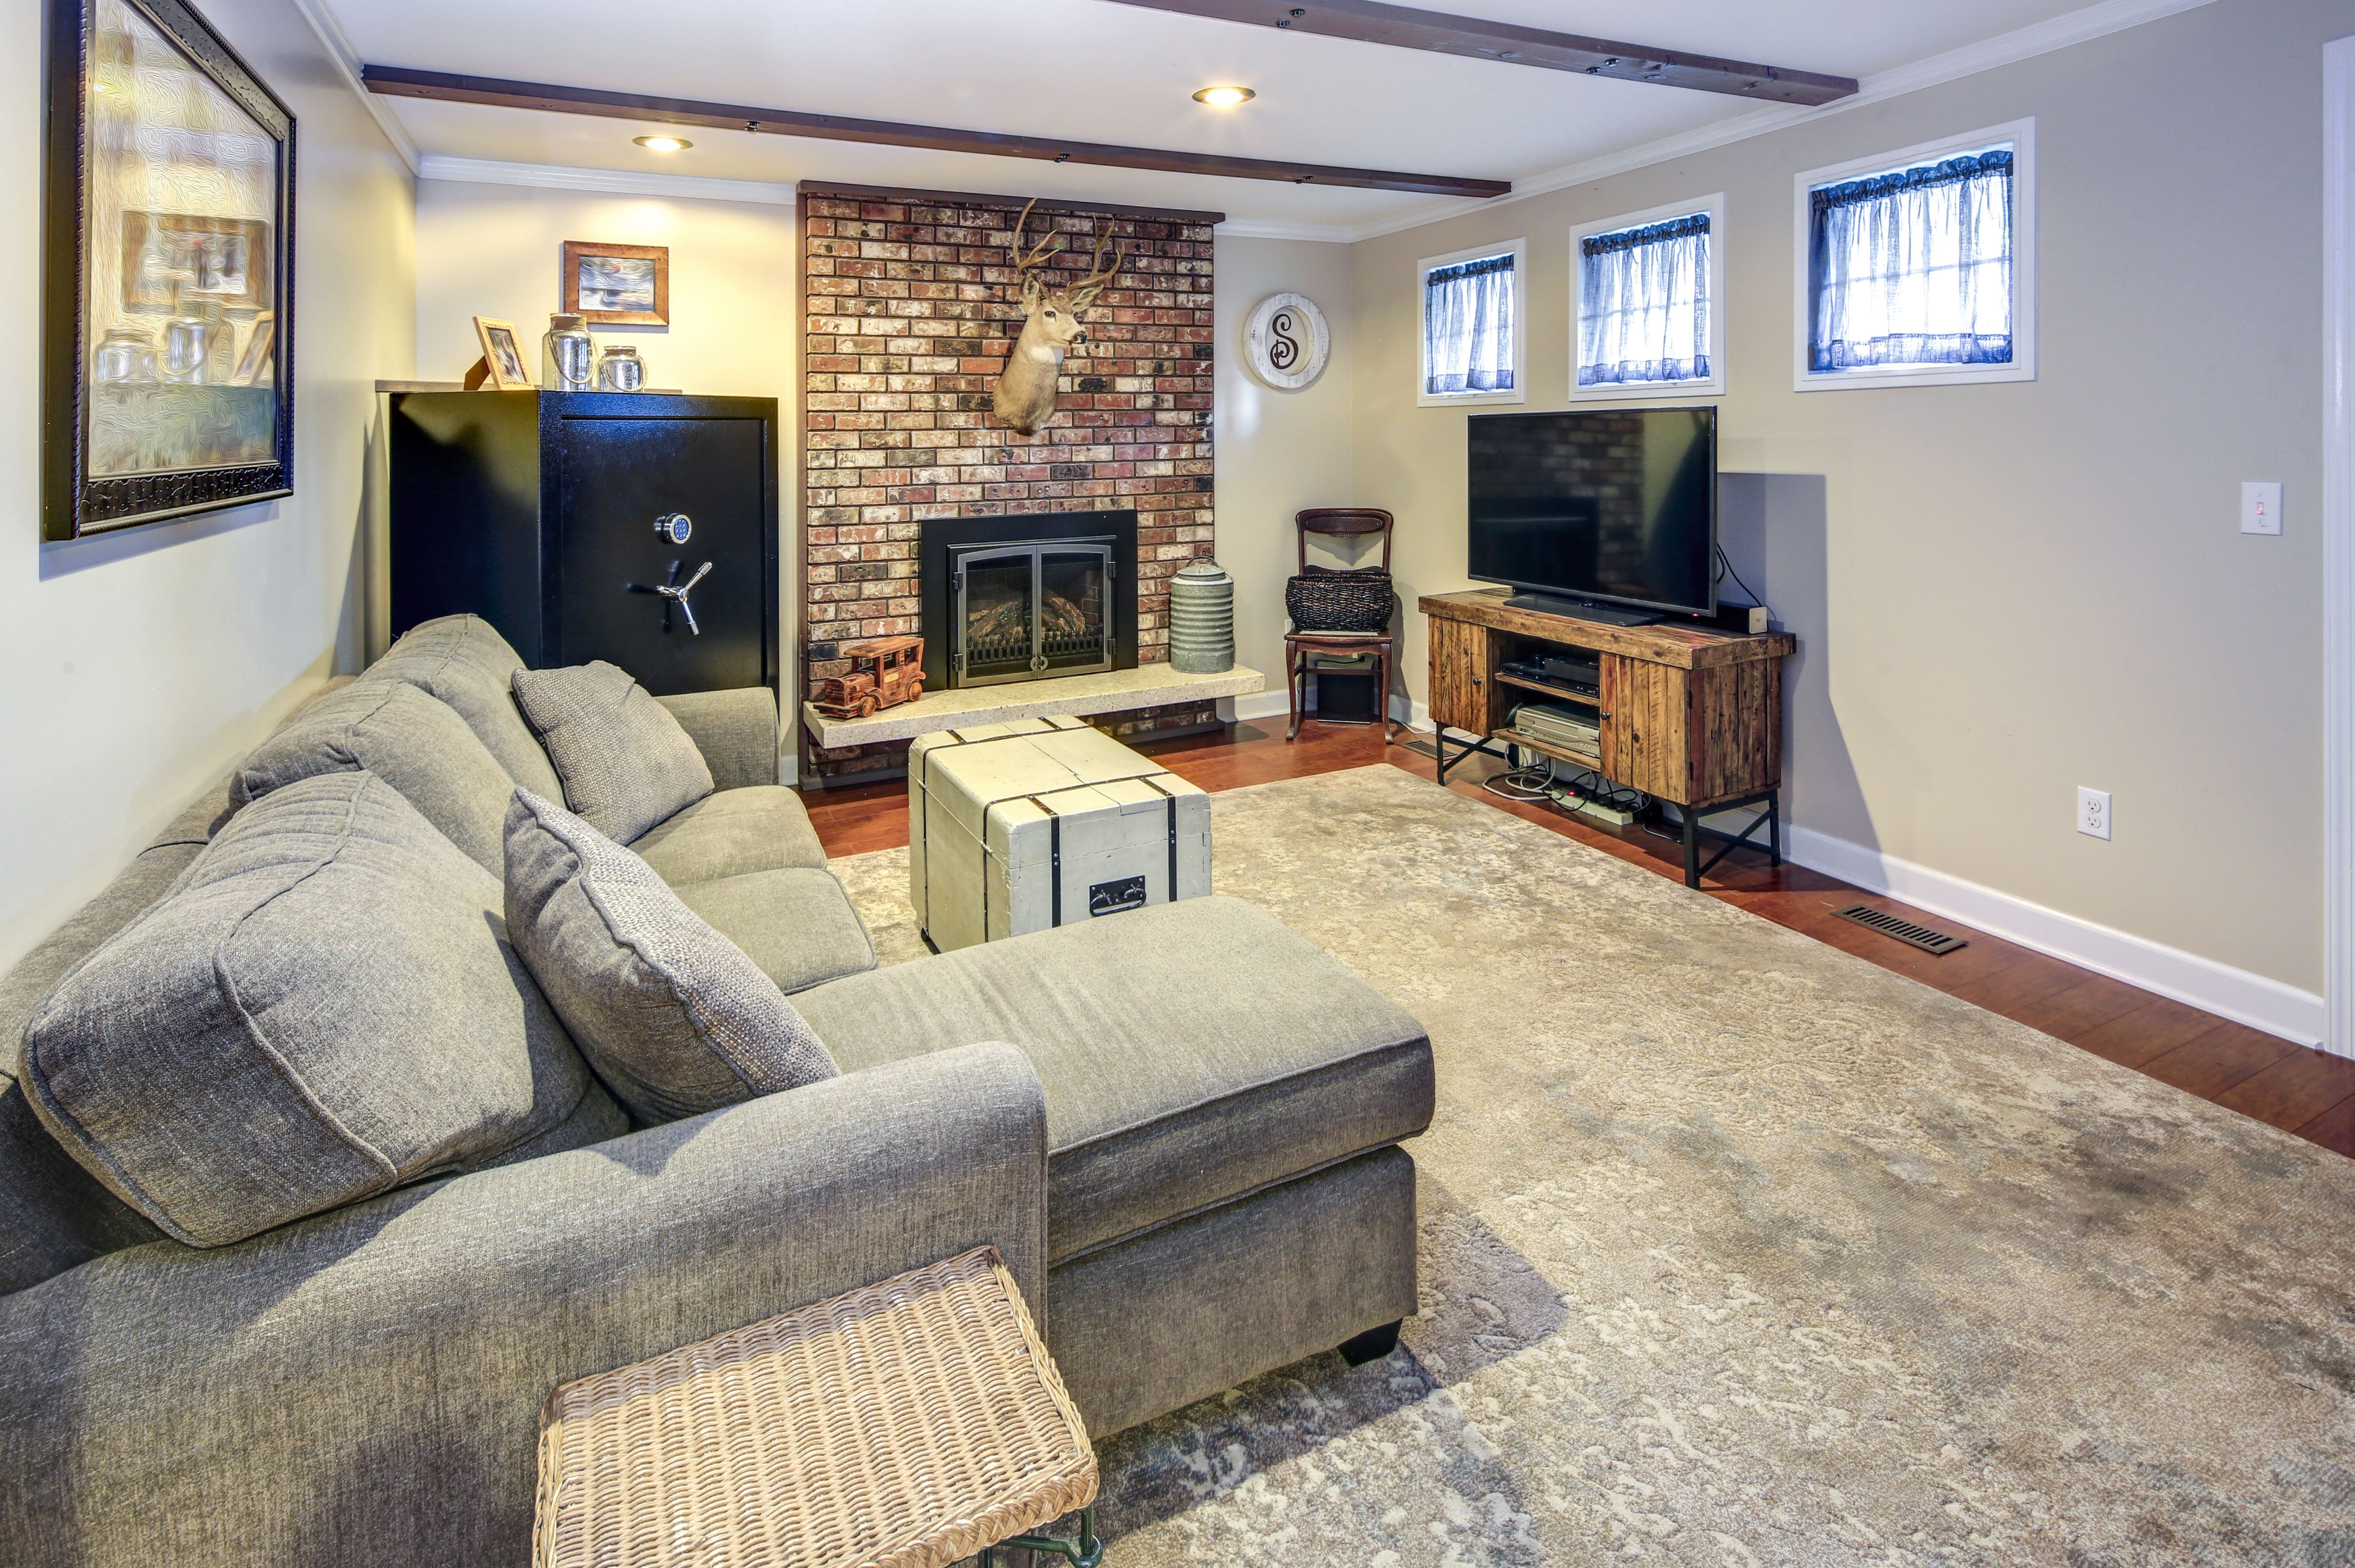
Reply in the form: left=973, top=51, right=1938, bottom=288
left=0, top=616, right=1435, bottom=1568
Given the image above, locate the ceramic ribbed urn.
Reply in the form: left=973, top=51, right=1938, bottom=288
left=1167, top=558, right=1235, bottom=674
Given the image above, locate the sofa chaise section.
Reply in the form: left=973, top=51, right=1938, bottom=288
left=794, top=895, right=1435, bottom=1434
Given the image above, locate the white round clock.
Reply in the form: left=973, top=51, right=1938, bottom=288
left=1244, top=292, right=1331, bottom=391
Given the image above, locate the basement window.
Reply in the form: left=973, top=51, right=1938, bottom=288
left=1419, top=239, right=1527, bottom=407
left=1572, top=194, right=1725, bottom=400
left=1795, top=118, right=2037, bottom=390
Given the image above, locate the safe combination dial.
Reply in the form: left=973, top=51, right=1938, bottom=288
left=652, top=513, right=693, bottom=546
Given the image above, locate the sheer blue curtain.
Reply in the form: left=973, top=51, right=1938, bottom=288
left=1579, top=213, right=1710, bottom=387
left=1811, top=149, right=2013, bottom=372
left=1424, top=253, right=1515, bottom=395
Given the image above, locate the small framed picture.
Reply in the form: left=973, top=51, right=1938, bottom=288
left=562, top=241, right=668, bottom=326
left=232, top=312, right=277, bottom=387
left=472, top=316, right=534, bottom=389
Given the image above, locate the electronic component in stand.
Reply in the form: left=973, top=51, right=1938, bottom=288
left=1498, top=655, right=1600, bottom=699
left=1540, top=653, right=1599, bottom=686
left=1507, top=701, right=1600, bottom=754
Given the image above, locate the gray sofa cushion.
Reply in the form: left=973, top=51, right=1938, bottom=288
left=0, top=843, right=193, bottom=1294
left=675, top=868, right=878, bottom=995
left=19, top=772, right=621, bottom=1249
left=512, top=662, right=714, bottom=844
left=655, top=688, right=780, bottom=792
left=633, top=786, right=830, bottom=884
left=232, top=680, right=515, bottom=874
left=504, top=790, right=838, bottom=1123
left=372, top=615, right=565, bottom=799
left=792, top=894, right=1433, bottom=1263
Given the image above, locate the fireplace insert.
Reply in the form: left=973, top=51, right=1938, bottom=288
left=951, top=539, right=1116, bottom=687
left=918, top=511, right=1139, bottom=691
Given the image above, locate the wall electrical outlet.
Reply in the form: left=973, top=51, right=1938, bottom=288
left=2242, top=481, right=2283, bottom=535
left=2078, top=787, right=2112, bottom=841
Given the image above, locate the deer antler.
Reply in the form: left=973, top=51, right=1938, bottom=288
left=1067, top=217, right=1125, bottom=305
left=1008, top=197, right=1064, bottom=285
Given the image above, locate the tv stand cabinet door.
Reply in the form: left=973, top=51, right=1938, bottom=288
left=1600, top=654, right=1690, bottom=801
left=1428, top=615, right=1499, bottom=736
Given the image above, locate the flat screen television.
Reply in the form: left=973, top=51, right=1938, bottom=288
left=1467, top=407, right=1717, bottom=623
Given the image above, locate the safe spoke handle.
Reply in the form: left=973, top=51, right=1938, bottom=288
left=660, top=561, right=712, bottom=635
left=632, top=559, right=714, bottom=635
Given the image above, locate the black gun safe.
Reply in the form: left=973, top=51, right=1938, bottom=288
left=388, top=391, right=780, bottom=697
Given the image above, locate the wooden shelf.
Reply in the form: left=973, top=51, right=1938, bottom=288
left=1494, top=671, right=1601, bottom=707
left=1494, top=728, right=1603, bottom=773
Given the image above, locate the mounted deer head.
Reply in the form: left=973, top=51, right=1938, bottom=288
left=990, top=199, right=1124, bottom=436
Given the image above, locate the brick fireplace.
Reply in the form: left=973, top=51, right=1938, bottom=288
left=795, top=183, right=1218, bottom=782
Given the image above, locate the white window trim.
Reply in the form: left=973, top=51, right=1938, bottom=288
left=1417, top=238, right=1528, bottom=408
left=1570, top=193, right=1727, bottom=403
left=1792, top=117, right=2037, bottom=392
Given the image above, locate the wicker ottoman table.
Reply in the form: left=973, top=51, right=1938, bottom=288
left=533, top=1247, right=1101, bottom=1568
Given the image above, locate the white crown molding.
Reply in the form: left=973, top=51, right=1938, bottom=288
left=287, top=0, right=421, bottom=173
left=1346, top=0, right=2223, bottom=243
left=1784, top=825, right=2326, bottom=1050
left=416, top=155, right=801, bottom=206
left=1214, top=218, right=1355, bottom=243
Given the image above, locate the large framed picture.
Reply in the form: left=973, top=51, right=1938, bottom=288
left=561, top=241, right=668, bottom=326
left=42, top=0, right=296, bottom=540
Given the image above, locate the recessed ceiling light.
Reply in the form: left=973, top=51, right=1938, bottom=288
left=633, top=134, right=692, bottom=152
left=1192, top=86, right=1255, bottom=107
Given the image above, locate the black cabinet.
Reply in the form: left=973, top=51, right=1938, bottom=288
left=389, top=391, right=779, bottom=696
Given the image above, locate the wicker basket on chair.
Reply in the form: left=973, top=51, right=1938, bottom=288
left=1284, top=563, right=1397, bottom=633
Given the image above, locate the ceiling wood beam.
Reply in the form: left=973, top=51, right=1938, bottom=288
left=1100, top=0, right=1860, bottom=106
left=799, top=181, right=1226, bottom=226
left=361, top=66, right=1513, bottom=198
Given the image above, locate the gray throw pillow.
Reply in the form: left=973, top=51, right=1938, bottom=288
left=504, top=789, right=838, bottom=1123
left=371, top=614, right=565, bottom=799
left=511, top=662, right=714, bottom=844
left=19, top=772, right=619, bottom=1248
left=233, top=679, right=515, bottom=874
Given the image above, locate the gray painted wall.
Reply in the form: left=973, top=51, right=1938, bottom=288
left=0, top=0, right=417, bottom=973
left=1351, top=0, right=2338, bottom=996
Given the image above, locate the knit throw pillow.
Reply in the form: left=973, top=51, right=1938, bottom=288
left=510, top=662, right=714, bottom=844
left=19, top=773, right=613, bottom=1247
left=503, top=789, right=838, bottom=1123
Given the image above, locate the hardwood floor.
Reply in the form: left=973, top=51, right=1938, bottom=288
left=799, top=720, right=2355, bottom=1158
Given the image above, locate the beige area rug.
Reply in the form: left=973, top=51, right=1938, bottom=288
left=828, top=764, right=2355, bottom=1567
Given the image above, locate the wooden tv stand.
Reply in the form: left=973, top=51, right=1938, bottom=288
left=1420, top=589, right=1797, bottom=887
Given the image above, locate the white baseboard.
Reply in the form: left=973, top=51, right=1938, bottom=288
left=778, top=750, right=799, bottom=788
left=1784, top=826, right=2328, bottom=1051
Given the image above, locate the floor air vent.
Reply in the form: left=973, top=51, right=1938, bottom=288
left=1833, top=904, right=1968, bottom=956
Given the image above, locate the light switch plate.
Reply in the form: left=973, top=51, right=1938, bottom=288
left=2242, top=481, right=2283, bottom=535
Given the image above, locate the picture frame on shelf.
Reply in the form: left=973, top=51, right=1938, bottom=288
left=561, top=241, right=668, bottom=326
left=471, top=316, right=534, bottom=389
left=43, top=0, right=297, bottom=540
left=231, top=311, right=276, bottom=387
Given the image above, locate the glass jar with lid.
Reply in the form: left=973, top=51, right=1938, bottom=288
left=595, top=344, right=644, bottom=392
left=543, top=313, right=595, bottom=392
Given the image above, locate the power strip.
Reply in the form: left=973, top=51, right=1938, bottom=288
left=1567, top=796, right=1638, bottom=829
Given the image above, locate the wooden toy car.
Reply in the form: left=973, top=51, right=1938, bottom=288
left=812, top=635, right=926, bottom=719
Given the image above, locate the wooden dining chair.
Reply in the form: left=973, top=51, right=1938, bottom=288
left=1285, top=508, right=1400, bottom=743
